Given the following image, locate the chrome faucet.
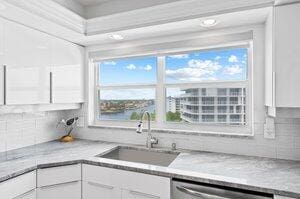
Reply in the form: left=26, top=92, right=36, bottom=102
left=136, top=111, right=158, bottom=148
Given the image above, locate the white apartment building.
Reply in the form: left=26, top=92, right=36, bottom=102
left=180, top=88, right=246, bottom=125
left=166, top=96, right=181, bottom=113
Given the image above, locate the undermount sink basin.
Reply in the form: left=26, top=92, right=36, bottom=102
left=97, top=146, right=179, bottom=167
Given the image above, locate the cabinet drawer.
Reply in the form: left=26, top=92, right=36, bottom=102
left=37, top=164, right=81, bottom=187
left=37, top=180, right=81, bottom=199
left=82, top=164, right=170, bottom=198
left=15, top=189, right=36, bottom=199
left=0, top=171, right=36, bottom=199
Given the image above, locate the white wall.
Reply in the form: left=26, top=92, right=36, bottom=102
left=0, top=111, right=66, bottom=152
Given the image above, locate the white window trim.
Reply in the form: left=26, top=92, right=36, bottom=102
left=89, top=42, right=253, bottom=136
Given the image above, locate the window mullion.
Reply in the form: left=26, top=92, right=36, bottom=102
left=156, top=56, right=165, bottom=123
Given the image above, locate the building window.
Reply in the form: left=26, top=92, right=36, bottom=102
left=95, top=46, right=250, bottom=127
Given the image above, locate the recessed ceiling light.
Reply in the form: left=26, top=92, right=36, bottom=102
left=200, top=19, right=218, bottom=27
left=108, top=34, right=124, bottom=41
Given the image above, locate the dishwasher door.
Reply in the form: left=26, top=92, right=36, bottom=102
left=172, top=180, right=273, bottom=199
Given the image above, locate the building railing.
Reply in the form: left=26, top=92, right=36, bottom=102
left=202, top=110, right=214, bottom=113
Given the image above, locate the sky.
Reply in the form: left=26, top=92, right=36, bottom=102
left=99, top=48, right=247, bottom=100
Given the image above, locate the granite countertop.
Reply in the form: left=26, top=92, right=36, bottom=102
left=0, top=139, right=299, bottom=198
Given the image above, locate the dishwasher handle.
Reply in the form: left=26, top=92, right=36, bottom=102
left=176, top=185, right=230, bottom=199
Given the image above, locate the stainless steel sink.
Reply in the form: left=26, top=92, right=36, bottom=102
left=97, top=146, right=179, bottom=167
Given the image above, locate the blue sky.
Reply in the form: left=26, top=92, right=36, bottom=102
left=99, top=48, right=247, bottom=99
left=99, top=48, right=247, bottom=85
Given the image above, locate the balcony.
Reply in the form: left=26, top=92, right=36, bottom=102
left=218, top=109, right=227, bottom=113
left=202, top=101, right=214, bottom=105
left=202, top=110, right=214, bottom=113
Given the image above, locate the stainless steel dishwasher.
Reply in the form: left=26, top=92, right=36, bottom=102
left=172, top=179, right=273, bottom=199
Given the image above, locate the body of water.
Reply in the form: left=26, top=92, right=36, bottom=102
left=99, top=104, right=155, bottom=120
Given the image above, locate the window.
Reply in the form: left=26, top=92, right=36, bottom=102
left=96, top=56, right=157, bottom=121
left=95, top=46, right=250, bottom=130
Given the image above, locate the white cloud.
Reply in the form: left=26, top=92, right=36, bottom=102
left=224, top=65, right=242, bottom=75
left=103, top=61, right=116, bottom=65
left=143, top=65, right=152, bottom=71
left=215, top=56, right=221, bottom=60
left=126, top=64, right=136, bottom=70
left=228, top=55, right=238, bottom=63
left=168, top=54, right=189, bottom=59
left=165, top=59, right=222, bottom=81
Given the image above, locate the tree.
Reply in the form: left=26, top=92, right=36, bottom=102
left=166, top=111, right=182, bottom=122
left=130, top=112, right=139, bottom=120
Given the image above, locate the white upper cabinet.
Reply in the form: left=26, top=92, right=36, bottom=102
left=0, top=17, right=84, bottom=106
left=274, top=3, right=300, bottom=107
left=4, top=20, right=51, bottom=105
left=266, top=3, right=300, bottom=109
left=0, top=18, right=4, bottom=106
left=51, top=38, right=84, bottom=104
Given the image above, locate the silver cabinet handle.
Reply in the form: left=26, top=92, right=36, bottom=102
left=87, top=181, right=114, bottom=190
left=176, top=186, right=229, bottom=199
left=13, top=189, right=35, bottom=199
left=40, top=180, right=78, bottom=189
left=3, top=65, right=6, bottom=105
left=50, top=72, right=53, bottom=103
left=129, top=190, right=159, bottom=199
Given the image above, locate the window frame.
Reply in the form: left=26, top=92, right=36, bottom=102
left=93, top=43, right=253, bottom=135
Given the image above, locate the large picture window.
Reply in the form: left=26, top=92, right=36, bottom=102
left=95, top=46, right=250, bottom=129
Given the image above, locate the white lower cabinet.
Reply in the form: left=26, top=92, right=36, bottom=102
left=0, top=171, right=36, bottom=199
left=82, top=164, right=170, bottom=199
left=36, top=164, right=81, bottom=199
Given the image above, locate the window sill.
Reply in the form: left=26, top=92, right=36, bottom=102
left=87, top=124, right=254, bottom=139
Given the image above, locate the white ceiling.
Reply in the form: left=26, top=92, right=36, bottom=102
left=73, top=0, right=110, bottom=6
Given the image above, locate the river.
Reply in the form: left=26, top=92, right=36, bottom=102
left=98, top=104, right=155, bottom=120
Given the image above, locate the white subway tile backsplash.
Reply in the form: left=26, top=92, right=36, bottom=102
left=0, top=111, right=65, bottom=152
left=75, top=114, right=300, bottom=160
left=276, top=147, right=300, bottom=161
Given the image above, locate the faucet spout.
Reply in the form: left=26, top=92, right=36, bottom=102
left=136, top=111, right=158, bottom=148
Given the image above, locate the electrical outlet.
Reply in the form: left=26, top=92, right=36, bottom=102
left=264, top=117, right=275, bottom=139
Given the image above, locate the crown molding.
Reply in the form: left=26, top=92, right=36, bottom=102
left=86, top=0, right=274, bottom=35
left=2, top=0, right=86, bottom=34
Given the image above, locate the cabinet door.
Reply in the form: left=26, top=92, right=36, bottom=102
left=5, top=65, right=50, bottom=105
left=4, top=19, right=51, bottom=105
left=122, top=189, right=160, bottom=199
left=0, top=171, right=36, bottom=199
left=51, top=38, right=84, bottom=103
left=0, top=18, right=4, bottom=105
left=275, top=3, right=300, bottom=107
left=82, top=181, right=121, bottom=199
left=37, top=181, right=81, bottom=199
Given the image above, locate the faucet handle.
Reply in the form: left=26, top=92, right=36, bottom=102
left=136, top=121, right=143, bottom=133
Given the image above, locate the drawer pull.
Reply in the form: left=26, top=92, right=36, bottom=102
left=88, top=181, right=114, bottom=190
left=129, top=190, right=159, bottom=199
left=40, top=180, right=78, bottom=189
left=13, top=189, right=35, bottom=199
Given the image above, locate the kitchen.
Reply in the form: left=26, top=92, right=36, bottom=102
left=0, top=0, right=300, bottom=198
